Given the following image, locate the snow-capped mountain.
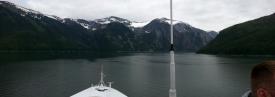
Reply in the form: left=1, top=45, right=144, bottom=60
left=92, top=16, right=151, bottom=28
left=0, top=1, right=65, bottom=23
left=0, top=1, right=217, bottom=52
left=0, top=1, right=97, bottom=50
left=140, top=18, right=218, bottom=51
left=72, top=16, right=151, bottom=30
left=72, top=17, right=190, bottom=30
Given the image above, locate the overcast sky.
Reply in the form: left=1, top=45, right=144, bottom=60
left=7, top=0, right=275, bottom=31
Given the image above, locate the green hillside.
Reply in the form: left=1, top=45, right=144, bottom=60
left=197, top=13, right=275, bottom=55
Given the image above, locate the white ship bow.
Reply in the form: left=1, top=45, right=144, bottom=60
left=71, top=65, right=127, bottom=97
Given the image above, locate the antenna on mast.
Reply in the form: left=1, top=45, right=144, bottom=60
left=169, top=0, right=177, bottom=97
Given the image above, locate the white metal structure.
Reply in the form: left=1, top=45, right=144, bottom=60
left=169, top=0, right=177, bottom=97
left=71, top=65, right=127, bottom=97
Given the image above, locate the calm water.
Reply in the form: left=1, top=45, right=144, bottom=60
left=0, top=53, right=274, bottom=97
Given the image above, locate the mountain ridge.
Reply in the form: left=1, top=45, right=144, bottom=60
left=0, top=1, right=217, bottom=52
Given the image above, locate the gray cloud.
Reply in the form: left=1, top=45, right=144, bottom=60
left=8, top=0, right=275, bottom=31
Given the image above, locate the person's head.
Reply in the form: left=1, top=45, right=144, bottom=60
left=251, top=61, right=275, bottom=97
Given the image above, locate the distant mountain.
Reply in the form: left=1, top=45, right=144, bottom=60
left=197, top=13, right=275, bottom=55
left=73, top=16, right=150, bottom=31
left=139, top=18, right=218, bottom=51
left=0, top=1, right=217, bottom=52
left=92, top=22, right=137, bottom=51
left=88, top=17, right=218, bottom=51
left=0, top=1, right=97, bottom=51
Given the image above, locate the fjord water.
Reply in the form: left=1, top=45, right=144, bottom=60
left=0, top=53, right=274, bottom=97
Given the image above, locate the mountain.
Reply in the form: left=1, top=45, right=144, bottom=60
left=0, top=1, right=98, bottom=51
left=92, top=22, right=137, bottom=51
left=138, top=18, right=218, bottom=51
left=197, top=13, right=275, bottom=55
left=88, top=17, right=218, bottom=51
left=73, top=16, right=150, bottom=31
left=0, top=1, right=217, bottom=52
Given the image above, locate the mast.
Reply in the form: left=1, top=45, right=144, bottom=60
left=99, top=64, right=105, bottom=86
left=169, top=0, right=176, bottom=97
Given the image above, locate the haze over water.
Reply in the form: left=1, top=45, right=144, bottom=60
left=0, top=53, right=274, bottom=97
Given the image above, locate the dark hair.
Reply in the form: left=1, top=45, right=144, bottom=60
left=251, top=61, right=275, bottom=97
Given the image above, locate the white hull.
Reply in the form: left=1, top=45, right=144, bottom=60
left=71, top=65, right=127, bottom=97
left=71, top=85, right=127, bottom=97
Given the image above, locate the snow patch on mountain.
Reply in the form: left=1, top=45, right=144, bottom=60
left=131, top=21, right=150, bottom=28
left=72, top=19, right=91, bottom=29
left=94, top=16, right=131, bottom=25
left=78, top=22, right=89, bottom=29
left=20, top=14, right=26, bottom=17
left=46, top=15, right=62, bottom=21
left=145, top=31, right=151, bottom=33
left=157, top=18, right=185, bottom=25
left=92, top=28, right=97, bottom=31
left=33, top=15, right=41, bottom=19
